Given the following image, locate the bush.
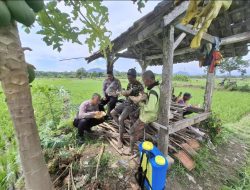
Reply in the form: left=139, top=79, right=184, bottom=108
left=224, top=81, right=237, bottom=91
left=223, top=83, right=250, bottom=92
left=173, top=74, right=190, bottom=82
left=31, top=85, right=77, bottom=149
left=200, top=113, right=223, bottom=144
left=238, top=84, right=250, bottom=92
left=32, top=85, right=71, bottom=128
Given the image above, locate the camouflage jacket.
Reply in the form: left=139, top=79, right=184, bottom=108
left=124, top=80, right=144, bottom=105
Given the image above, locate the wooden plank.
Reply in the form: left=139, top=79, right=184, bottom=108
left=174, top=47, right=197, bottom=56
left=171, top=103, right=204, bottom=113
left=170, top=106, right=184, bottom=112
left=102, top=122, right=117, bottom=133
left=92, top=130, right=119, bottom=138
left=204, top=68, right=215, bottom=112
left=185, top=106, right=204, bottom=113
left=145, top=54, right=162, bottom=61
left=150, top=36, right=163, bottom=49
left=137, top=22, right=162, bottom=43
left=222, top=11, right=233, bottom=38
left=171, top=102, right=186, bottom=108
left=173, top=32, right=187, bottom=50
left=115, top=52, right=139, bottom=59
left=163, top=1, right=189, bottom=26
left=169, top=112, right=211, bottom=134
left=145, top=47, right=196, bottom=61
left=174, top=151, right=195, bottom=171
left=145, top=32, right=250, bottom=61
left=221, top=32, right=250, bottom=45
left=151, top=122, right=169, bottom=131
left=86, top=1, right=188, bottom=63
left=107, top=137, right=122, bottom=155
left=137, top=1, right=188, bottom=44
left=175, top=24, right=217, bottom=44
left=158, top=25, right=174, bottom=156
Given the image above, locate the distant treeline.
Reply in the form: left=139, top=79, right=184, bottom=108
left=35, top=70, right=249, bottom=79
left=35, top=71, right=133, bottom=78
left=36, top=71, right=76, bottom=78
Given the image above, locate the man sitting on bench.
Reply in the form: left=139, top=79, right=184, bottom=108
left=177, top=92, right=192, bottom=106
left=177, top=92, right=198, bottom=116
left=123, top=70, right=160, bottom=155
left=111, top=68, right=144, bottom=148
left=100, top=71, right=121, bottom=119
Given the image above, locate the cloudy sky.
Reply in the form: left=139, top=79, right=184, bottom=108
left=19, top=1, right=249, bottom=75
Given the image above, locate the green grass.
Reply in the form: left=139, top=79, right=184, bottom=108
left=33, top=78, right=250, bottom=123
left=34, top=78, right=128, bottom=104
left=215, top=114, right=250, bottom=190
left=34, top=78, right=105, bottom=104
left=172, top=78, right=250, bottom=88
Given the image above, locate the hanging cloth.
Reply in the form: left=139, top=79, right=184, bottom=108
left=209, top=50, right=223, bottom=73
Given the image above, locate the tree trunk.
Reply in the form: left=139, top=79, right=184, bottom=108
left=0, top=23, right=53, bottom=189
left=107, top=54, right=114, bottom=73
left=107, top=61, right=114, bottom=73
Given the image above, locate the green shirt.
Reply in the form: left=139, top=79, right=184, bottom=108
left=139, top=83, right=160, bottom=124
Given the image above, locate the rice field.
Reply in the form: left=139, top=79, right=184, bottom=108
left=33, top=78, right=250, bottom=123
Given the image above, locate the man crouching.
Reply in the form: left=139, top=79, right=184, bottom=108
left=74, top=93, right=105, bottom=142
left=123, top=70, right=160, bottom=155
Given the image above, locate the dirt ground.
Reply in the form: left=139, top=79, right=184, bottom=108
left=114, top=115, right=250, bottom=190
left=76, top=135, right=249, bottom=190
left=167, top=138, right=248, bottom=190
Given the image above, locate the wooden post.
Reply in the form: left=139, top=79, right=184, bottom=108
left=106, top=54, right=118, bottom=73
left=138, top=60, right=147, bottom=74
left=158, top=25, right=174, bottom=156
left=204, top=67, right=215, bottom=112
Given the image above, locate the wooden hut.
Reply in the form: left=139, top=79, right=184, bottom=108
left=85, top=0, right=250, bottom=156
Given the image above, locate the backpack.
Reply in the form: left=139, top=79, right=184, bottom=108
left=135, top=150, right=153, bottom=189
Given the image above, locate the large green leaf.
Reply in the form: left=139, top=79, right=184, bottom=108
left=36, top=0, right=112, bottom=55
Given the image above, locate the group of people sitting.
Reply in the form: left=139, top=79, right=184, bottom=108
left=74, top=69, right=193, bottom=155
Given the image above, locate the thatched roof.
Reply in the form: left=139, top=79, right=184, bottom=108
left=85, top=0, right=250, bottom=66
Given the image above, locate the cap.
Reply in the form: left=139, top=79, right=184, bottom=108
left=142, top=141, right=154, bottom=151
left=155, top=155, right=166, bottom=165
left=127, top=68, right=137, bottom=77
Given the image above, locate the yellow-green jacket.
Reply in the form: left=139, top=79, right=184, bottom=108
left=139, top=82, right=160, bottom=124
